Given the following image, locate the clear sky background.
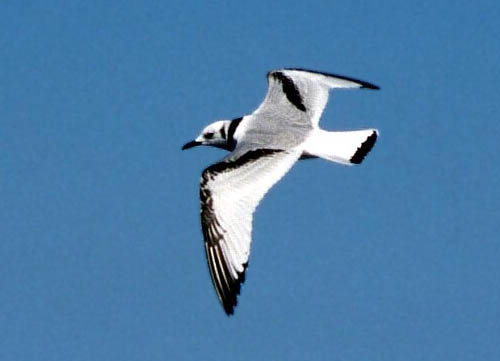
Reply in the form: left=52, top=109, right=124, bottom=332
left=1, top=1, right=499, bottom=360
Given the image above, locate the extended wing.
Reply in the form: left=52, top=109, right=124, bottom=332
left=255, top=68, right=379, bottom=126
left=200, top=148, right=301, bottom=314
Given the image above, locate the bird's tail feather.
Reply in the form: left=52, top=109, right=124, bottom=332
left=302, top=129, right=378, bottom=165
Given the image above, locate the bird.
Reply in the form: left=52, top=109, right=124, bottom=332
left=182, top=68, right=379, bottom=315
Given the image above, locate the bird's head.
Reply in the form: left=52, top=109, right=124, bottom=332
left=182, top=120, right=232, bottom=151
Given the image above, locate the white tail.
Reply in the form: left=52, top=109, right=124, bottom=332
left=302, top=129, right=378, bottom=165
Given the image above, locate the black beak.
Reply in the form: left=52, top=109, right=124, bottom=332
left=182, top=140, right=202, bottom=150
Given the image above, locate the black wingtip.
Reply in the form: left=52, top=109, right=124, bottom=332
left=224, top=305, right=235, bottom=316
left=361, top=83, right=380, bottom=90
left=282, top=68, right=380, bottom=90
left=221, top=262, right=248, bottom=316
left=350, top=131, right=378, bottom=164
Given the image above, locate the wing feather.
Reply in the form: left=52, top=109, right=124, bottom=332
left=200, top=148, right=301, bottom=314
left=254, top=68, right=379, bottom=127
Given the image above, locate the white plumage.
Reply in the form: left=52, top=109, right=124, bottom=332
left=183, top=68, right=380, bottom=315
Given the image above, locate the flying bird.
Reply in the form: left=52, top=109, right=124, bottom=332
left=182, top=68, right=379, bottom=315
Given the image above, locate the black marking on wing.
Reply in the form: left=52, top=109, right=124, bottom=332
left=226, top=117, right=242, bottom=151
left=200, top=148, right=283, bottom=315
left=271, top=72, right=306, bottom=112
left=350, top=131, right=378, bottom=164
left=204, top=241, right=248, bottom=315
left=203, top=148, right=282, bottom=178
left=284, top=68, right=380, bottom=90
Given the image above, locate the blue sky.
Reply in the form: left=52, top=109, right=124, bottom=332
left=1, top=1, right=500, bottom=360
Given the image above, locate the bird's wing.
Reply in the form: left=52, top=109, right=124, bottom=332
left=200, top=148, right=301, bottom=315
left=254, top=68, right=379, bottom=127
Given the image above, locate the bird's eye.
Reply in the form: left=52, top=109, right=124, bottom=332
left=205, top=132, right=214, bottom=139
